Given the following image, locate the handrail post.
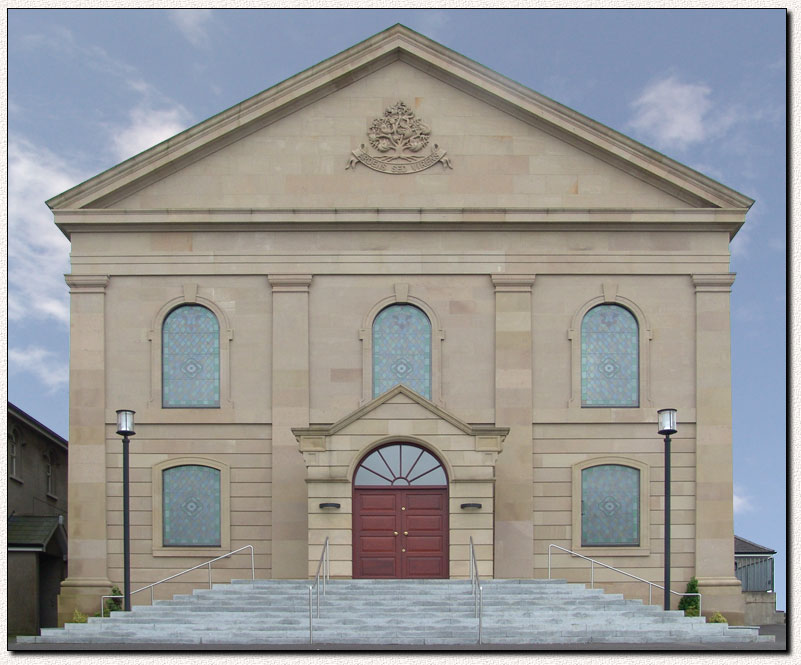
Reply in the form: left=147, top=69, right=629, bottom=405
left=548, top=544, right=551, bottom=579
left=308, top=586, right=313, bottom=644
left=591, top=560, right=594, bottom=589
left=208, top=562, right=212, bottom=589
left=478, top=585, right=483, bottom=645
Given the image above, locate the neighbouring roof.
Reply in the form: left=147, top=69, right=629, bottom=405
left=734, top=535, right=777, bottom=555
left=8, top=515, right=66, bottom=551
left=8, top=402, right=68, bottom=451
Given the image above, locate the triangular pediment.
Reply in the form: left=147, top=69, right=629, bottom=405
left=293, top=385, right=508, bottom=440
left=48, top=24, right=752, bottom=220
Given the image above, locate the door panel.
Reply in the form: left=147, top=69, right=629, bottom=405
left=353, top=489, right=400, bottom=578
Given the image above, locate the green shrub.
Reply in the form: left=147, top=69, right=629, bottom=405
left=678, top=577, right=700, bottom=617
left=709, top=612, right=728, bottom=624
left=70, top=609, right=88, bottom=624
left=95, top=585, right=124, bottom=617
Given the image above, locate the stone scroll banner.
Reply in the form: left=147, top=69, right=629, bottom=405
left=347, top=144, right=452, bottom=174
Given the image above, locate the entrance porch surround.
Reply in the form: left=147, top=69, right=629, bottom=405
left=293, top=385, right=508, bottom=579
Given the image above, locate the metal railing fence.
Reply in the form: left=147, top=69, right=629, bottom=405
left=100, top=544, right=255, bottom=616
left=548, top=544, right=701, bottom=614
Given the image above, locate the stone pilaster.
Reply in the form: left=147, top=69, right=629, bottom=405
left=58, top=275, right=112, bottom=625
left=492, top=275, right=535, bottom=578
left=269, top=275, right=312, bottom=578
left=692, top=273, right=745, bottom=624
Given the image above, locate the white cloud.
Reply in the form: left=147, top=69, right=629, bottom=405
left=8, top=138, right=85, bottom=327
left=412, top=11, right=450, bottom=42
left=9, top=346, right=69, bottom=393
left=733, top=486, right=755, bottom=514
left=111, top=105, right=192, bottom=162
left=169, top=9, right=214, bottom=47
left=629, top=75, right=733, bottom=151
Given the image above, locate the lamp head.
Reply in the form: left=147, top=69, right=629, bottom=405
left=657, top=408, right=677, bottom=436
left=116, top=409, right=136, bottom=436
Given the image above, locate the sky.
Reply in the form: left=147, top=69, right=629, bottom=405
left=7, top=9, right=788, bottom=611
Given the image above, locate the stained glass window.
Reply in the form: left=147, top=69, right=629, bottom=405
left=354, top=443, right=447, bottom=486
left=581, top=464, right=639, bottom=546
left=163, top=465, right=221, bottom=547
left=373, top=304, right=431, bottom=399
left=162, top=305, right=220, bottom=408
left=581, top=305, right=638, bottom=407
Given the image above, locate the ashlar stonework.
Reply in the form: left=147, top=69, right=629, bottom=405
left=48, top=25, right=752, bottom=625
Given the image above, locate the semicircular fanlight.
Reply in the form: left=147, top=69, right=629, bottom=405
left=354, top=443, right=446, bottom=487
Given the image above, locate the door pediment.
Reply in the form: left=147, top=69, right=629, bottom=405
left=293, top=385, right=507, bottom=482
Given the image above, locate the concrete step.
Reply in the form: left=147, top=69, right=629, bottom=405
left=17, top=578, right=770, bottom=646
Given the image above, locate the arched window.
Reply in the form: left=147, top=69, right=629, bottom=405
left=354, top=443, right=447, bottom=486
left=162, top=465, right=221, bottom=547
left=581, top=304, right=638, bottom=407
left=372, top=304, right=432, bottom=399
left=581, top=464, right=640, bottom=547
left=162, top=305, right=220, bottom=408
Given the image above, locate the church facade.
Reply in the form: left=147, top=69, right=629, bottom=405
left=49, top=25, right=752, bottom=625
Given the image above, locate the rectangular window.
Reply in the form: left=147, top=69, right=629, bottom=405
left=9, top=439, right=16, bottom=478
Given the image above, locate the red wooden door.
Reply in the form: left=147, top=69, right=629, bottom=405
left=353, top=488, right=448, bottom=578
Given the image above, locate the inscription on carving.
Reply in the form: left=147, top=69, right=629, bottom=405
left=346, top=101, right=453, bottom=174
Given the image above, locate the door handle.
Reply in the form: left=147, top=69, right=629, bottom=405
left=402, top=549, right=406, bottom=552
left=403, top=531, right=408, bottom=536
left=394, top=531, right=398, bottom=536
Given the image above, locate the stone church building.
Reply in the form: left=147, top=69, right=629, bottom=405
left=49, top=25, right=752, bottom=625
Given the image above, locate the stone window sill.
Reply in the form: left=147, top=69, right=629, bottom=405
left=571, top=546, right=651, bottom=557
left=152, top=547, right=228, bottom=558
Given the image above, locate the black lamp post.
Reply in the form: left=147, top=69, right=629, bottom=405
left=657, top=408, right=677, bottom=611
left=116, top=409, right=135, bottom=612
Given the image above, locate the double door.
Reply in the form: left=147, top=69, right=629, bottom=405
left=353, top=488, right=448, bottom=578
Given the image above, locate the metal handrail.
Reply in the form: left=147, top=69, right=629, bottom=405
left=309, top=537, right=330, bottom=643
left=468, top=537, right=483, bottom=644
left=548, top=544, right=701, bottom=614
left=100, top=544, right=255, bottom=616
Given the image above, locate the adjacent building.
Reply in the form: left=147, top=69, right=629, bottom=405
left=47, top=25, right=752, bottom=625
left=8, top=403, right=68, bottom=636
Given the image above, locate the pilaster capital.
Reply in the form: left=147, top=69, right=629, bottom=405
left=491, top=274, right=536, bottom=292
left=692, top=273, right=736, bottom=292
left=268, top=274, right=313, bottom=292
left=64, top=274, right=110, bottom=293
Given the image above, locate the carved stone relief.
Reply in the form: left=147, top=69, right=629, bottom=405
left=346, top=101, right=453, bottom=174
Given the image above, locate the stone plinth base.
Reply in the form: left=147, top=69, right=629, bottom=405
left=57, top=577, right=113, bottom=627
left=697, top=576, right=746, bottom=626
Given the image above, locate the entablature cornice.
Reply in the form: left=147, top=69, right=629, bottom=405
left=54, top=207, right=748, bottom=239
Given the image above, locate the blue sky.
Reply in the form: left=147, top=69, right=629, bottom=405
left=7, top=9, right=787, bottom=610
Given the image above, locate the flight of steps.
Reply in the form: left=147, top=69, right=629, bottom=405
left=18, top=578, right=772, bottom=646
